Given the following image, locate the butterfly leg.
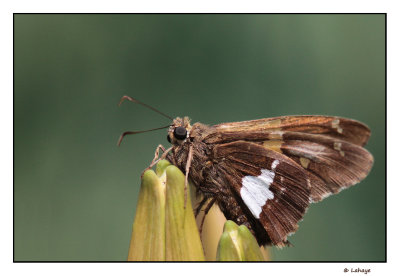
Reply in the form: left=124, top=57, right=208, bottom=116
left=198, top=198, right=216, bottom=236
left=195, top=196, right=209, bottom=217
left=159, top=146, right=172, bottom=160
left=152, top=144, right=166, bottom=163
left=184, top=144, right=194, bottom=209
left=141, top=145, right=171, bottom=177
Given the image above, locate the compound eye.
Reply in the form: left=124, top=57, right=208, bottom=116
left=167, top=134, right=171, bottom=143
left=173, top=126, right=187, bottom=140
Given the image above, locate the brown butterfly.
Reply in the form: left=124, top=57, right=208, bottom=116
left=118, top=96, right=373, bottom=247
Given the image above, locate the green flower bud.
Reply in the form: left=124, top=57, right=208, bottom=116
left=127, top=169, right=165, bottom=261
left=216, top=220, right=265, bottom=261
left=128, top=161, right=205, bottom=261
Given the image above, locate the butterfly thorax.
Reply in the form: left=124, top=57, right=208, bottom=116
left=168, top=121, right=214, bottom=189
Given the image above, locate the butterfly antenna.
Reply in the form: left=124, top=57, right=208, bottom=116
left=118, top=95, right=173, bottom=120
left=117, top=125, right=170, bottom=146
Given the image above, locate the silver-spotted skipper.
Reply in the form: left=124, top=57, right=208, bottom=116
left=118, top=96, right=373, bottom=247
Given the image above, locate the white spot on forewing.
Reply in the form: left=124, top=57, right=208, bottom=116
left=300, top=157, right=310, bottom=168
left=240, top=162, right=279, bottom=219
left=268, top=131, right=284, bottom=139
left=332, top=119, right=343, bottom=134
left=334, top=142, right=345, bottom=157
left=271, top=160, right=279, bottom=170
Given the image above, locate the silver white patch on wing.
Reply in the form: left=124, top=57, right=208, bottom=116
left=240, top=160, right=279, bottom=219
left=271, top=159, right=279, bottom=170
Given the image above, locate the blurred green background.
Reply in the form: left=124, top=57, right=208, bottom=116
left=14, top=14, right=385, bottom=261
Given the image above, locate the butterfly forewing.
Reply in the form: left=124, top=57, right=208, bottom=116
left=204, top=116, right=373, bottom=203
left=205, top=116, right=371, bottom=146
left=279, top=136, right=373, bottom=201
left=260, top=131, right=374, bottom=202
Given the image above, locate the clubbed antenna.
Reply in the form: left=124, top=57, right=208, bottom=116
left=117, top=125, right=170, bottom=146
left=119, top=95, right=173, bottom=120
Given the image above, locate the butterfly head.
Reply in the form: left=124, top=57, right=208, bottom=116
left=167, top=117, right=192, bottom=145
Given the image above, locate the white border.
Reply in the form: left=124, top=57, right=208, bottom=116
left=3, top=1, right=397, bottom=275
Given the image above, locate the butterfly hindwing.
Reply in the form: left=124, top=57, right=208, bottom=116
left=213, top=141, right=311, bottom=246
